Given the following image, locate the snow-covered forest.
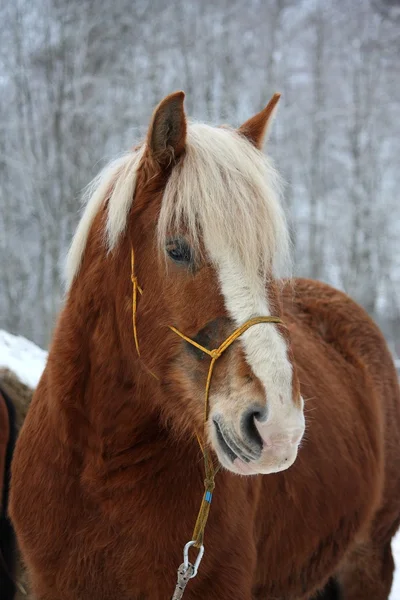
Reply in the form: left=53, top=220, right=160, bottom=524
left=0, top=0, right=399, bottom=350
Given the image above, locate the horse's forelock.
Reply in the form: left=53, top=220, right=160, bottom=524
left=158, top=123, right=291, bottom=282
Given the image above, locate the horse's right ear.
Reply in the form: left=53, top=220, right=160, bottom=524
left=146, top=91, right=187, bottom=167
left=238, top=93, right=281, bottom=150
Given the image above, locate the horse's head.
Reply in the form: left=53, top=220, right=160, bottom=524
left=67, top=92, right=304, bottom=476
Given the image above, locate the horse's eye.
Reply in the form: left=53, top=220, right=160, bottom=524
left=166, top=239, right=193, bottom=265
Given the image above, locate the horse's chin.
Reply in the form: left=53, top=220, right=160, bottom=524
left=215, top=443, right=300, bottom=476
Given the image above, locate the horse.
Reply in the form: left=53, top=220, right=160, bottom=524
left=0, top=381, right=17, bottom=600
left=9, top=91, right=400, bottom=600
left=0, top=368, right=33, bottom=599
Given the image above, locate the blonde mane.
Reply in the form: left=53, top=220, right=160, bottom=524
left=66, top=123, right=291, bottom=287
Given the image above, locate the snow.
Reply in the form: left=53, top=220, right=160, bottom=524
left=0, top=328, right=399, bottom=597
left=392, top=535, right=400, bottom=599
left=0, top=329, right=47, bottom=388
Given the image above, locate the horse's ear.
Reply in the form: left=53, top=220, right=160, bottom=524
left=147, top=91, right=187, bottom=167
left=238, top=93, right=281, bottom=150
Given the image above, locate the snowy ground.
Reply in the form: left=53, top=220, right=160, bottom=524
left=0, top=329, right=48, bottom=388
left=1, top=329, right=400, bottom=597
left=393, top=535, right=400, bottom=599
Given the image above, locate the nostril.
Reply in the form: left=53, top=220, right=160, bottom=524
left=252, top=405, right=267, bottom=422
left=241, top=405, right=265, bottom=454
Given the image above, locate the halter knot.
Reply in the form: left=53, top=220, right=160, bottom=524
left=210, top=349, right=220, bottom=359
left=131, top=275, right=143, bottom=293
left=204, top=478, right=215, bottom=492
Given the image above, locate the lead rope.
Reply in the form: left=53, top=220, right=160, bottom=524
left=171, top=560, right=195, bottom=600
left=130, top=246, right=283, bottom=598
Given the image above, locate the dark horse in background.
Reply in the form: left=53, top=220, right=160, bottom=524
left=0, top=381, right=17, bottom=600
left=9, top=92, right=400, bottom=599
left=0, top=369, right=32, bottom=599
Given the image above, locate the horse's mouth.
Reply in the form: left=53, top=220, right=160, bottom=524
left=213, top=418, right=260, bottom=464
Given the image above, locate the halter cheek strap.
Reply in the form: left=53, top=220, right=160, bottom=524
left=131, top=248, right=143, bottom=357
left=130, top=245, right=283, bottom=560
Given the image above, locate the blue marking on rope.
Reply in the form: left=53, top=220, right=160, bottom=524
left=205, top=491, right=212, bottom=503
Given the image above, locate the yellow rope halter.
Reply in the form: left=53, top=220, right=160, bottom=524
left=130, top=246, right=282, bottom=548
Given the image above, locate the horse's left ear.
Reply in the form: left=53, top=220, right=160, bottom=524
left=147, top=91, right=187, bottom=167
left=238, top=93, right=281, bottom=150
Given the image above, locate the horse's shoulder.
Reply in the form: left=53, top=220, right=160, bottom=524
left=283, top=278, right=397, bottom=395
left=282, top=277, right=377, bottom=331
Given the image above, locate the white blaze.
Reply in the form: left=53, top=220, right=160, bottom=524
left=216, top=256, right=302, bottom=432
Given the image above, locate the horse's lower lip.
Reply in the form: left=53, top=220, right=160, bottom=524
left=213, top=419, right=252, bottom=463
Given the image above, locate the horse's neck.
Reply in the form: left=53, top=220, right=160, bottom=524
left=48, top=294, right=191, bottom=481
